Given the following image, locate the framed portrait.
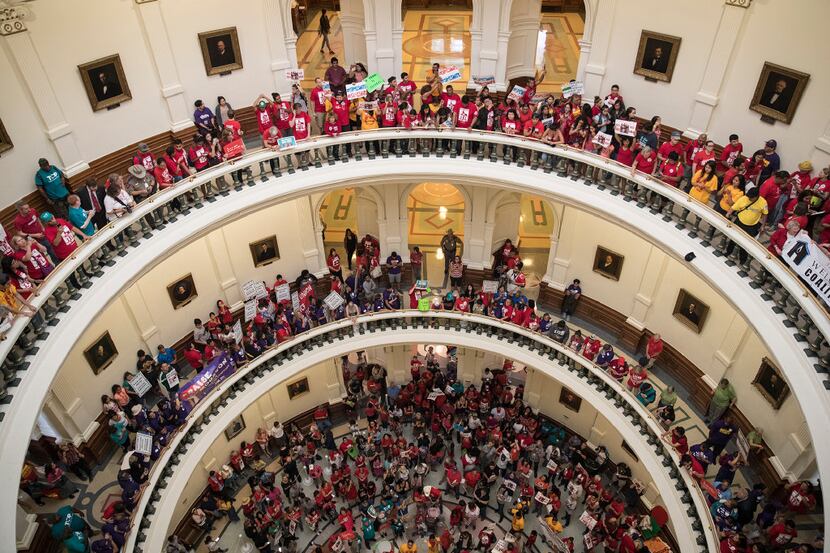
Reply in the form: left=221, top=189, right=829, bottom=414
left=0, top=118, right=12, bottom=155
left=558, top=387, right=582, bottom=413
left=752, top=357, right=790, bottom=409
left=672, top=289, right=709, bottom=333
left=167, top=273, right=198, bottom=309
left=592, top=246, right=624, bottom=281
left=78, top=54, right=132, bottom=111
left=249, top=236, right=280, bottom=267
left=633, top=31, right=681, bottom=83
left=749, top=62, right=810, bottom=124
left=198, top=27, right=243, bottom=76
left=224, top=414, right=246, bottom=441
left=287, top=377, right=310, bottom=399
left=83, top=331, right=118, bottom=375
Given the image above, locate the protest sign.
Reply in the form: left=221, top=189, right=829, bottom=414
left=129, top=372, right=152, bottom=397
left=782, top=232, right=830, bottom=305
left=284, top=69, right=304, bottom=81
left=242, top=280, right=269, bottom=301
left=244, top=299, right=257, bottom=322
left=291, top=291, right=301, bottom=312
left=439, top=66, right=462, bottom=84
left=275, top=283, right=291, bottom=303
left=508, top=85, right=526, bottom=102
left=165, top=370, right=179, bottom=388
left=324, top=291, right=345, bottom=310
left=579, top=511, right=597, bottom=529
left=346, top=81, right=368, bottom=100
left=415, top=280, right=429, bottom=290
left=593, top=131, right=613, bottom=148
left=482, top=280, right=499, bottom=293
left=232, top=320, right=243, bottom=344
left=473, top=75, right=495, bottom=86
left=614, top=119, right=637, bottom=137
left=135, top=432, right=153, bottom=455
left=534, top=492, right=551, bottom=504
left=179, top=353, right=236, bottom=402
left=364, top=73, right=384, bottom=92
left=361, top=101, right=379, bottom=111
left=546, top=459, right=558, bottom=472
left=278, top=135, right=297, bottom=149
left=502, top=479, right=517, bottom=491
left=541, top=116, right=555, bottom=127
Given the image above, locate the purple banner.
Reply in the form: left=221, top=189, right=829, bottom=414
left=179, top=353, right=236, bottom=403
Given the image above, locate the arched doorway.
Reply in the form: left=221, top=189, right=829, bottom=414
left=406, top=182, right=466, bottom=288
left=534, top=1, right=586, bottom=94
left=319, top=187, right=359, bottom=270
left=401, top=2, right=472, bottom=91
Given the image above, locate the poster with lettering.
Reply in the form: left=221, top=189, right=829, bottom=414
left=179, top=352, right=236, bottom=402
left=508, top=85, right=526, bottom=102
left=473, top=75, right=495, bottom=86
left=782, top=232, right=830, bottom=305
left=129, top=372, right=152, bottom=397
left=578, top=511, right=597, bottom=530
left=232, top=320, right=243, bottom=344
left=298, top=282, right=315, bottom=313
left=291, top=291, right=301, bottom=312
left=346, top=81, right=368, bottom=100
left=439, top=66, right=462, bottom=84
left=534, top=492, right=551, bottom=504
left=135, top=432, right=153, bottom=455
left=324, top=291, right=345, bottom=310
left=284, top=68, right=305, bottom=81
left=165, top=370, right=180, bottom=388
left=502, top=478, right=517, bottom=491
left=364, top=73, right=384, bottom=93
left=275, top=283, right=291, bottom=303
left=244, top=299, right=257, bottom=322
left=546, top=459, right=558, bottom=472
left=593, top=131, right=613, bottom=148
left=541, top=117, right=556, bottom=127
left=278, top=135, right=297, bottom=150
left=361, top=101, right=379, bottom=112
left=482, top=280, right=499, bottom=293
left=242, top=280, right=269, bottom=301
left=613, top=119, right=637, bottom=137
left=562, top=81, right=584, bottom=98
left=415, top=280, right=429, bottom=290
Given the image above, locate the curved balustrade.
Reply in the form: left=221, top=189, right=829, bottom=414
left=124, top=310, right=718, bottom=553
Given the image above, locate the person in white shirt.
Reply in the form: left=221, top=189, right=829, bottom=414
left=103, top=176, right=137, bottom=222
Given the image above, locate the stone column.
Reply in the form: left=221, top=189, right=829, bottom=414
left=0, top=7, right=89, bottom=176
left=133, top=0, right=193, bottom=132
left=467, top=0, right=511, bottom=92
left=579, top=0, right=616, bottom=97
left=363, top=0, right=403, bottom=77
left=339, top=0, right=368, bottom=68
left=505, top=0, right=541, bottom=81
left=466, top=187, right=489, bottom=269
left=263, top=0, right=300, bottom=91
left=547, top=206, right=577, bottom=289
left=684, top=1, right=753, bottom=137
left=208, top=230, right=242, bottom=308
left=121, top=288, right=161, bottom=351
left=709, top=315, right=748, bottom=383
left=296, top=196, right=325, bottom=274
left=625, top=246, right=668, bottom=330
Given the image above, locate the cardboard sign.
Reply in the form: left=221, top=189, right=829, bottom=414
left=364, top=73, right=384, bottom=93
left=129, top=372, right=152, bottom=397
left=278, top=135, right=297, bottom=149
left=508, top=85, right=526, bottom=102
left=284, top=69, right=305, bottom=81
left=546, top=459, right=558, bottom=472
left=361, top=101, right=379, bottom=112
left=242, top=280, right=269, bottom=301
left=593, top=131, right=613, bottom=148
left=324, top=291, right=345, bottom=310
left=346, top=81, right=368, bottom=100
left=291, top=291, right=301, bottom=312
left=244, top=299, right=257, bottom=322
left=165, top=370, right=180, bottom=388
left=414, top=280, right=429, bottom=290
left=232, top=320, right=243, bottom=344
left=473, top=75, right=495, bottom=86
left=614, top=119, right=637, bottom=137
left=578, top=511, right=597, bottom=530
left=135, top=432, right=153, bottom=455
left=222, top=138, right=245, bottom=159
left=439, top=66, right=462, bottom=84
left=534, top=492, right=551, bottom=504
left=503, top=479, right=517, bottom=491
left=482, top=280, right=499, bottom=293
left=275, top=283, right=291, bottom=303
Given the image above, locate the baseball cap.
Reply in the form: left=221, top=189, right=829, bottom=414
left=39, top=211, right=54, bottom=223
left=138, top=142, right=149, bottom=153
left=765, top=139, right=777, bottom=148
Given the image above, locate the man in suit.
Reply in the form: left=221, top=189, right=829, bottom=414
left=760, top=78, right=793, bottom=113
left=209, top=38, right=235, bottom=68
left=93, top=70, right=122, bottom=100
left=644, top=45, right=669, bottom=74
left=78, top=177, right=108, bottom=230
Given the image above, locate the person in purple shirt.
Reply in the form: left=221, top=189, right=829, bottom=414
left=386, top=251, right=402, bottom=291
left=324, top=57, right=348, bottom=94
left=193, top=99, right=217, bottom=135
left=706, top=416, right=738, bottom=456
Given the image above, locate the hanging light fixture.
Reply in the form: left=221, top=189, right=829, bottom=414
left=439, top=206, right=448, bottom=220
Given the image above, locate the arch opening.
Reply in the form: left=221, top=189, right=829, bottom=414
left=406, top=182, right=466, bottom=287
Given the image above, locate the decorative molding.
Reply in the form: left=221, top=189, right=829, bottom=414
left=0, top=7, right=26, bottom=36
left=134, top=0, right=158, bottom=3
left=725, top=0, right=751, bottom=6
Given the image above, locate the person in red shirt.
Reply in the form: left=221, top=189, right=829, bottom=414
left=523, top=113, right=545, bottom=140
left=291, top=103, right=311, bottom=167
left=691, top=139, right=716, bottom=180
left=188, top=135, right=211, bottom=172
left=132, top=142, right=155, bottom=173
left=323, top=112, right=342, bottom=158
left=9, top=234, right=53, bottom=279
left=454, top=96, right=477, bottom=130
left=630, top=145, right=656, bottom=176
left=41, top=212, right=85, bottom=260
left=717, top=134, right=743, bottom=174
left=645, top=333, right=663, bottom=367
left=657, top=131, right=684, bottom=164
left=309, top=77, right=329, bottom=134
left=270, top=92, right=294, bottom=136
left=261, top=125, right=281, bottom=173
left=166, top=140, right=191, bottom=179
left=582, top=335, right=602, bottom=360
left=253, top=94, right=274, bottom=134
left=767, top=519, right=798, bottom=547
left=659, top=151, right=683, bottom=187
left=664, top=427, right=689, bottom=455
left=222, top=109, right=243, bottom=140
left=759, top=171, right=789, bottom=218
left=379, top=96, right=398, bottom=128
left=153, top=157, right=175, bottom=189
left=441, top=85, right=461, bottom=114
left=718, top=534, right=741, bottom=553
left=398, top=72, right=417, bottom=97
left=454, top=294, right=470, bottom=312
left=768, top=219, right=802, bottom=258
left=818, top=212, right=830, bottom=247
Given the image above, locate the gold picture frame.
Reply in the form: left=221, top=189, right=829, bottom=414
left=224, top=414, right=246, bottom=441
left=249, top=236, right=280, bottom=267
left=167, top=273, right=198, bottom=309
left=83, top=331, right=118, bottom=375
left=558, top=387, right=582, bottom=413
left=752, top=357, right=790, bottom=409
left=749, top=62, right=810, bottom=124
left=287, top=377, right=310, bottom=399
left=633, top=30, right=681, bottom=83
left=592, top=246, right=624, bottom=281
left=198, top=27, right=243, bottom=76
left=78, top=54, right=132, bottom=111
left=0, top=118, right=13, bottom=155
left=672, top=289, right=709, bottom=333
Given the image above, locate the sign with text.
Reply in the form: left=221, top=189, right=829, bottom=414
left=278, top=135, right=297, bottom=149
left=291, top=291, right=301, bottom=312
left=782, top=232, right=830, bottom=305
left=482, top=280, right=499, bottom=293
left=275, top=283, right=291, bottom=303
left=244, top=299, right=257, bottom=322
left=165, top=370, right=179, bottom=388
left=578, top=511, right=597, bottom=530
left=361, top=101, right=379, bottom=112
left=179, top=352, right=235, bottom=402
left=614, top=119, right=637, bottom=137
left=593, top=131, right=613, bottom=148
left=284, top=68, right=305, bottom=81
left=135, top=432, right=153, bottom=455
left=364, top=73, right=384, bottom=93
left=414, top=280, right=429, bottom=290
left=439, top=66, right=462, bottom=84
left=242, top=280, right=269, bottom=301
left=473, top=75, right=495, bottom=86
left=346, top=81, right=368, bottom=100
left=323, top=291, right=345, bottom=310
left=507, top=85, right=526, bottom=102
left=561, top=81, right=584, bottom=98
left=129, top=372, right=152, bottom=397
left=232, top=320, right=243, bottom=344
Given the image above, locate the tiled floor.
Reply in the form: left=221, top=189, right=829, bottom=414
left=401, top=10, right=472, bottom=89
left=535, top=12, right=584, bottom=94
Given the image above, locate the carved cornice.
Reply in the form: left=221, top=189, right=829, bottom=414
left=134, top=0, right=158, bottom=3
left=725, top=0, right=752, bottom=7
left=0, top=7, right=26, bottom=36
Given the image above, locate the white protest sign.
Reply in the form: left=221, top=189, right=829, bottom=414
left=242, top=280, right=269, bottom=301
left=361, top=101, right=379, bottom=111
left=541, top=116, right=556, bottom=127
left=572, top=81, right=584, bottom=95
left=284, top=68, right=305, bottom=81
left=291, top=291, right=301, bottom=312
left=482, top=280, right=499, bottom=293
left=135, top=432, right=153, bottom=455
left=534, top=492, right=551, bottom=504
left=593, top=131, right=613, bottom=148
left=508, top=85, right=526, bottom=102
left=278, top=135, right=297, bottom=149
left=578, top=511, right=597, bottom=529
left=427, top=389, right=444, bottom=401
left=439, top=66, right=462, bottom=84
left=130, top=372, right=152, bottom=397
left=472, top=75, right=495, bottom=86
left=244, top=299, right=258, bottom=322
left=503, top=479, right=517, bottom=491
left=165, top=370, right=179, bottom=388
left=232, top=320, right=243, bottom=344
left=782, top=232, right=830, bottom=305
left=493, top=539, right=508, bottom=553
left=546, top=459, right=558, bottom=472
left=614, top=119, right=637, bottom=137
left=346, top=82, right=368, bottom=100
left=323, top=291, right=345, bottom=310
left=275, top=283, right=291, bottom=303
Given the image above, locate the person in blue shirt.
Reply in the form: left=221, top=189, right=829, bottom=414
left=50, top=505, right=90, bottom=541
left=383, top=287, right=401, bottom=310
left=635, top=382, right=656, bottom=406
left=595, top=344, right=615, bottom=368
left=193, top=99, right=217, bottom=135
left=35, top=158, right=70, bottom=217
left=156, top=344, right=177, bottom=366
left=67, top=194, right=96, bottom=236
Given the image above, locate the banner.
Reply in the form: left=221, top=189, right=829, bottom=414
left=782, top=232, right=830, bottom=305
left=364, top=73, right=384, bottom=93
left=129, top=372, right=152, bottom=397
left=135, top=432, right=153, bottom=455
left=346, top=81, right=368, bottom=100
left=284, top=68, right=305, bottom=81
left=507, top=85, right=526, bottom=102
left=242, top=280, right=269, bottom=301
left=278, top=135, right=297, bottom=149
left=439, top=66, right=462, bottom=84
left=482, top=280, right=499, bottom=293
left=614, top=119, right=637, bottom=137
left=593, top=131, right=613, bottom=148
left=473, top=75, right=495, bottom=86
left=244, top=299, right=257, bottom=322
left=179, top=352, right=236, bottom=403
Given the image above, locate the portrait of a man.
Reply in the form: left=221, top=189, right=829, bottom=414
left=198, top=27, right=243, bottom=76
left=633, top=31, right=681, bottom=83
left=592, top=246, right=624, bottom=280
left=672, top=289, right=709, bottom=333
left=78, top=54, right=132, bottom=111
left=83, top=331, right=119, bottom=374
left=750, top=62, right=810, bottom=124
left=249, top=236, right=280, bottom=267
left=752, top=358, right=790, bottom=409
left=167, top=274, right=198, bottom=309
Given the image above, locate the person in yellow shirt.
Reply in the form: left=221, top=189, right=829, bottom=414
left=360, top=105, right=379, bottom=130
left=510, top=502, right=526, bottom=532
left=724, top=186, right=768, bottom=264
left=715, top=174, right=746, bottom=216
left=399, top=539, right=417, bottom=553
left=689, top=160, right=718, bottom=205
left=426, top=535, right=441, bottom=553
left=545, top=514, right=564, bottom=534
